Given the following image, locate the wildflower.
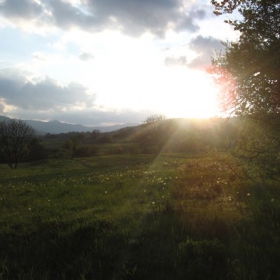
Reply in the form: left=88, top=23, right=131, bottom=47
left=228, top=197, right=232, bottom=201
left=247, top=193, right=250, bottom=196
left=152, top=202, right=155, bottom=205
left=144, top=190, right=146, bottom=192
left=28, top=208, right=32, bottom=211
left=271, top=199, right=275, bottom=202
left=105, top=191, right=107, bottom=194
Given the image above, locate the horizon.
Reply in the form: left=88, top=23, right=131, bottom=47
left=1, top=114, right=229, bottom=128
left=1, top=113, right=233, bottom=136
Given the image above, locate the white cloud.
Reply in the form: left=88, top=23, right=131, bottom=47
left=79, top=52, right=94, bottom=61
left=164, top=55, right=187, bottom=67
left=32, top=51, right=47, bottom=61
left=0, top=68, right=96, bottom=111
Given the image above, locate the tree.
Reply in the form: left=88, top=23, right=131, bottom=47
left=0, top=119, right=35, bottom=169
left=91, top=129, right=101, bottom=141
left=208, top=0, right=280, bottom=179
left=63, top=133, right=85, bottom=159
left=143, top=114, right=165, bottom=124
left=28, top=138, right=47, bottom=161
left=209, top=0, right=280, bottom=118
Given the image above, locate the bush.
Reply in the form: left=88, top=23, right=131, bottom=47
left=74, top=145, right=100, bottom=157
left=177, top=238, right=227, bottom=279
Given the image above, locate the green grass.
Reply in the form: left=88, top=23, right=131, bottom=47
left=1, top=153, right=280, bottom=279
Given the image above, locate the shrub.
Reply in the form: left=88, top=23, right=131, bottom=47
left=177, top=238, right=227, bottom=279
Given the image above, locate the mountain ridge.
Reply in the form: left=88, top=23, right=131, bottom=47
left=0, top=115, right=139, bottom=134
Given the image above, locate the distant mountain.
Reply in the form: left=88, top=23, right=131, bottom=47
left=0, top=115, right=138, bottom=134
left=0, top=115, right=10, bottom=122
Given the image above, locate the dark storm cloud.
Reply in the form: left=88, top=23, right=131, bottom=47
left=0, top=68, right=96, bottom=111
left=1, top=0, right=211, bottom=37
left=164, top=56, right=187, bottom=67
left=187, top=35, right=224, bottom=69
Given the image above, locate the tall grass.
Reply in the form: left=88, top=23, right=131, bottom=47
left=0, top=154, right=280, bottom=279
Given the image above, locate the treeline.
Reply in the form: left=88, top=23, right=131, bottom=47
left=37, top=118, right=239, bottom=160
left=0, top=117, right=241, bottom=167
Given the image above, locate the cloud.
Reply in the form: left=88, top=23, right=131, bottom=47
left=0, top=67, right=156, bottom=126
left=0, top=68, right=96, bottom=111
left=164, top=56, right=187, bottom=67
left=0, top=101, right=4, bottom=114
left=10, top=106, right=152, bottom=127
left=175, top=7, right=207, bottom=33
left=79, top=52, right=94, bottom=61
left=44, top=108, right=151, bottom=126
left=0, top=0, right=43, bottom=20
left=187, top=35, right=224, bottom=69
left=32, top=52, right=47, bottom=61
left=0, top=0, right=211, bottom=37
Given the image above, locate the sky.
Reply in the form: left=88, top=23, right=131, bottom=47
left=0, top=0, right=238, bottom=126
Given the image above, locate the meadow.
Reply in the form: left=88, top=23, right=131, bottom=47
left=1, top=153, right=280, bottom=279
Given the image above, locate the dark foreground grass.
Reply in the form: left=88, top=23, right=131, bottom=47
left=1, top=154, right=280, bottom=279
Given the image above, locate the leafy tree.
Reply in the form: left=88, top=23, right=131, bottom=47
left=209, top=0, right=280, bottom=118
left=0, top=119, right=35, bottom=169
left=209, top=0, right=280, bottom=179
left=28, top=138, right=47, bottom=161
left=63, top=134, right=85, bottom=159
left=91, top=129, right=101, bottom=141
left=96, top=134, right=112, bottom=144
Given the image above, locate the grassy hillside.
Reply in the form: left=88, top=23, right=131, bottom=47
left=1, top=154, right=280, bottom=279
left=38, top=118, right=239, bottom=160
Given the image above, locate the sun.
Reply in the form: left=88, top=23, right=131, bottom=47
left=78, top=37, right=220, bottom=119
left=156, top=68, right=220, bottom=119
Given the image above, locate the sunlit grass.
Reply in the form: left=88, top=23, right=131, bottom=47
left=0, top=153, right=280, bottom=279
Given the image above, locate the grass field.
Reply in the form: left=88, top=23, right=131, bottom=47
left=1, top=153, right=280, bottom=279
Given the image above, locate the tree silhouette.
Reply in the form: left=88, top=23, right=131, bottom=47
left=63, top=134, right=85, bottom=159
left=0, top=119, right=35, bottom=169
left=209, top=0, right=280, bottom=179
left=209, top=0, right=280, bottom=118
left=143, top=114, right=165, bottom=124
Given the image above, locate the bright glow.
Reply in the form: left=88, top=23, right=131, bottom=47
left=0, top=2, right=237, bottom=125
left=82, top=60, right=220, bottom=119
left=160, top=69, right=220, bottom=118
left=50, top=31, right=221, bottom=119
